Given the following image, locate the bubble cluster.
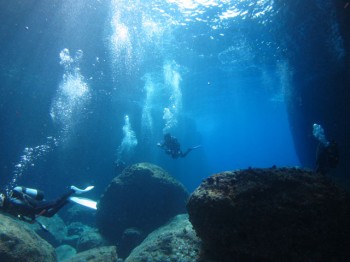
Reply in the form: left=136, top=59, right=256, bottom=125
left=50, top=48, right=90, bottom=139
left=109, top=3, right=134, bottom=74
left=141, top=73, right=156, bottom=138
left=163, top=61, right=182, bottom=133
left=6, top=136, right=59, bottom=194
left=313, top=124, right=329, bottom=147
left=117, top=115, right=138, bottom=163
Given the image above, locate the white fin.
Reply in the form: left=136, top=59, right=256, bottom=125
left=69, top=196, right=97, bottom=210
left=71, top=185, right=94, bottom=194
left=83, top=186, right=94, bottom=191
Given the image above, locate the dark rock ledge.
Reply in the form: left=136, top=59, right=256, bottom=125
left=187, top=167, right=350, bottom=261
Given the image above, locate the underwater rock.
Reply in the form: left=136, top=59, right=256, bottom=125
left=96, top=162, right=189, bottom=250
left=187, top=167, right=350, bottom=261
left=55, top=244, right=76, bottom=261
left=63, top=246, right=117, bottom=262
left=76, top=228, right=107, bottom=252
left=27, top=214, right=67, bottom=247
left=61, top=204, right=96, bottom=226
left=118, top=227, right=144, bottom=259
left=66, top=222, right=90, bottom=236
left=125, top=214, right=201, bottom=262
left=0, top=213, right=57, bottom=262
left=64, top=222, right=95, bottom=248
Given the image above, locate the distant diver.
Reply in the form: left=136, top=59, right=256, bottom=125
left=0, top=185, right=97, bottom=228
left=312, top=123, right=339, bottom=175
left=157, top=133, right=201, bottom=159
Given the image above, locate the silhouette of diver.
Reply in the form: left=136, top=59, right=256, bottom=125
left=315, top=140, right=339, bottom=175
left=312, top=123, right=339, bottom=175
left=0, top=185, right=96, bottom=229
left=157, top=133, right=200, bottom=159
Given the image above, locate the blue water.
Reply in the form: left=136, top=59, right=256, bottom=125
left=3, top=0, right=343, bottom=195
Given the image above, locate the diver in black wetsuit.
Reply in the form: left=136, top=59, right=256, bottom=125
left=0, top=185, right=95, bottom=224
left=157, top=133, right=201, bottom=159
left=312, top=123, right=339, bottom=175
left=315, top=140, right=339, bottom=175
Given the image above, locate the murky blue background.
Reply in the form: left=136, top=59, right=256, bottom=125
left=2, top=0, right=346, bottom=196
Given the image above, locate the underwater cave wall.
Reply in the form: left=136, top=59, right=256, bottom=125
left=277, top=0, right=350, bottom=186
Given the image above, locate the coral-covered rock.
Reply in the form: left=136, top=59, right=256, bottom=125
left=63, top=246, right=117, bottom=262
left=96, top=162, right=188, bottom=247
left=187, top=167, right=350, bottom=261
left=0, top=213, right=57, bottom=262
left=125, top=214, right=201, bottom=262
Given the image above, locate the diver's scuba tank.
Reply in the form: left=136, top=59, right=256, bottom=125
left=13, top=186, right=44, bottom=201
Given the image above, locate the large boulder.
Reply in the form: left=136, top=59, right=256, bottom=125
left=96, top=163, right=189, bottom=246
left=125, top=214, right=201, bottom=262
left=187, top=167, right=350, bottom=261
left=0, top=213, right=57, bottom=262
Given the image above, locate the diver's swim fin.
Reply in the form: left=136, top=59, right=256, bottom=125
left=69, top=196, right=97, bottom=210
left=70, top=185, right=94, bottom=194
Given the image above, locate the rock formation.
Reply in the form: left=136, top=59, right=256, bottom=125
left=0, top=213, right=57, bottom=262
left=187, top=167, right=350, bottom=261
left=62, top=246, right=117, bottom=262
left=96, top=162, right=189, bottom=256
left=125, top=214, right=201, bottom=262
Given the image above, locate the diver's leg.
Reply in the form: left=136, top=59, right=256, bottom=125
left=181, top=145, right=201, bottom=158
left=180, top=148, right=192, bottom=158
left=35, top=189, right=75, bottom=217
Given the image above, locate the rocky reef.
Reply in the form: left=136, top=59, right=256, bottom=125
left=96, top=162, right=189, bottom=257
left=0, top=213, right=57, bottom=262
left=187, top=167, right=350, bottom=261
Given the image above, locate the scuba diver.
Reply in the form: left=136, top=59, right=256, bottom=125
left=312, top=123, right=339, bottom=175
left=0, top=185, right=97, bottom=226
left=315, top=140, right=339, bottom=175
left=157, top=133, right=201, bottom=159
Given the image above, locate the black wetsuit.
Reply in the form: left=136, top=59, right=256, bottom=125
left=2, top=188, right=75, bottom=221
left=315, top=141, right=339, bottom=175
left=159, top=133, right=195, bottom=159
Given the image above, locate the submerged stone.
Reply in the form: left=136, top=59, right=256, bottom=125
left=63, top=246, right=117, bottom=262
left=187, top=167, right=350, bottom=261
left=125, top=214, right=201, bottom=262
left=96, top=162, right=189, bottom=257
left=0, top=213, right=57, bottom=262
